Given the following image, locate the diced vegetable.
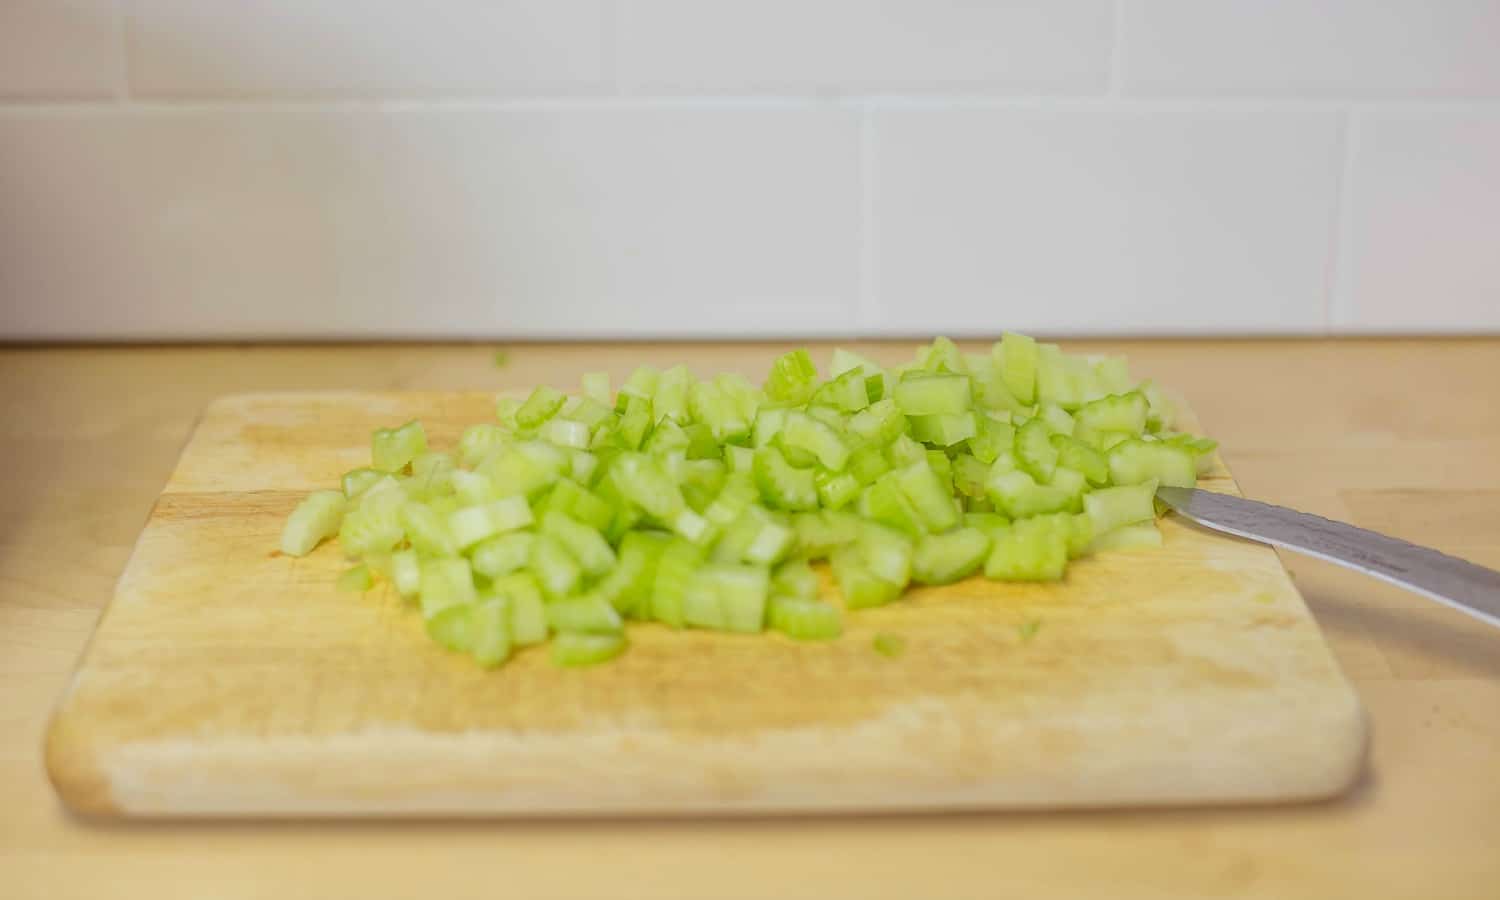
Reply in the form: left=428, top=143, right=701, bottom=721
left=281, top=332, right=1212, bottom=668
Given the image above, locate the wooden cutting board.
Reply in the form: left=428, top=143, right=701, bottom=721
left=46, top=392, right=1367, bottom=817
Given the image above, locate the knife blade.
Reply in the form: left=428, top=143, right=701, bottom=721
left=1156, top=486, right=1500, bottom=630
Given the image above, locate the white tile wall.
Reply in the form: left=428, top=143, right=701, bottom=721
left=871, top=107, right=1342, bottom=335
left=0, top=1, right=1498, bottom=338
left=0, top=109, right=859, bottom=338
left=0, top=0, right=122, bottom=99
left=1124, top=0, right=1500, bottom=98
left=127, top=0, right=607, bottom=97
left=617, top=0, right=1113, bottom=94
left=1337, top=111, right=1500, bottom=332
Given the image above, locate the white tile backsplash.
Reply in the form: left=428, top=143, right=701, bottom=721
left=1337, top=111, right=1500, bottom=332
left=618, top=0, right=1113, bottom=95
left=1124, top=0, right=1500, bottom=98
left=871, top=107, right=1342, bottom=335
left=0, top=108, right=859, bottom=339
left=1, top=1, right=1498, bottom=337
left=126, top=0, right=608, bottom=97
left=0, top=0, right=122, bottom=99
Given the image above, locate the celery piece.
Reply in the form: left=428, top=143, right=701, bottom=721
left=1076, top=391, right=1149, bottom=436
left=772, top=557, right=819, bottom=601
left=1090, top=520, right=1163, bottom=553
left=516, top=386, right=567, bottom=430
left=1107, top=439, right=1195, bottom=488
left=768, top=597, right=842, bottom=640
left=458, top=425, right=509, bottom=470
left=337, top=483, right=404, bottom=559
left=885, top=433, right=927, bottom=467
left=892, top=372, right=971, bottom=417
left=448, top=495, right=533, bottom=550
left=791, top=509, right=861, bottom=558
left=450, top=469, right=496, bottom=506
left=620, top=365, right=660, bottom=402
left=537, top=478, right=613, bottom=533
left=1084, top=482, right=1158, bottom=534
left=714, top=505, right=794, bottom=567
left=812, top=366, right=872, bottom=412
left=893, top=461, right=960, bottom=533
left=341, top=468, right=384, bottom=500
left=540, top=510, right=616, bottom=577
left=857, top=522, right=914, bottom=588
left=847, top=443, right=893, bottom=486
left=1014, top=417, right=1059, bottom=482
left=530, top=534, right=581, bottom=600
left=814, top=468, right=861, bottom=511
left=551, top=632, right=625, bottom=667
left=687, top=563, right=770, bottom=633
left=873, top=633, right=906, bottom=658
left=609, top=452, right=686, bottom=521
left=966, top=416, right=1014, bottom=465
left=372, top=420, right=427, bottom=473
left=753, top=445, right=819, bottom=512
left=908, top=412, right=978, bottom=447
left=1052, top=433, right=1109, bottom=486
left=778, top=410, right=850, bottom=470
left=390, top=549, right=421, bottom=599
left=419, top=558, right=477, bottom=619
left=859, top=473, right=927, bottom=536
left=542, top=417, right=591, bottom=449
left=919, top=336, right=965, bottom=373
left=425, top=603, right=476, bottom=653
left=986, top=468, right=1074, bottom=519
left=831, top=548, right=903, bottom=609
left=848, top=398, right=907, bottom=445
left=952, top=453, right=990, bottom=500
left=470, top=531, right=535, bottom=579
left=912, top=528, right=991, bottom=585
left=280, top=490, right=346, bottom=557
left=997, top=332, right=1038, bottom=405
left=654, top=364, right=691, bottom=424
left=337, top=564, right=373, bottom=593
left=752, top=407, right=788, bottom=448
left=606, top=530, right=669, bottom=616
left=985, top=519, right=1069, bottom=582
left=651, top=538, right=703, bottom=628
left=471, top=596, right=512, bottom=667
left=399, top=502, right=458, bottom=558
left=581, top=372, right=611, bottom=405
left=494, top=572, right=549, bottom=645
left=545, top=593, right=623, bottom=634
left=764, top=349, right=819, bottom=405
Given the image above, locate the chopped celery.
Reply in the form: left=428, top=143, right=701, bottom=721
left=280, top=490, right=346, bottom=557
left=284, top=331, right=1214, bottom=669
left=769, top=596, right=842, bottom=640
left=337, top=564, right=373, bottom=593
left=551, top=632, right=626, bottom=667
left=912, top=528, right=991, bottom=585
left=372, top=420, right=427, bottom=473
left=872, top=633, right=906, bottom=658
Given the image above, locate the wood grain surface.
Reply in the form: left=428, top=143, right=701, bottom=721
left=44, top=391, right=1363, bottom=816
left=5, top=341, right=1498, bottom=898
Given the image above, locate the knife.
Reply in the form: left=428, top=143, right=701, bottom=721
left=1155, top=486, right=1500, bottom=630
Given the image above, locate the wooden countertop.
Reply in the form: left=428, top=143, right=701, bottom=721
left=4, top=340, right=1497, bottom=900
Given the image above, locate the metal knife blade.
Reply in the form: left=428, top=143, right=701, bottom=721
left=1156, top=486, right=1500, bottom=630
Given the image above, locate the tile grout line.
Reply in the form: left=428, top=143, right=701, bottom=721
left=1325, top=109, right=1361, bottom=333
left=1107, top=0, right=1127, bottom=98
left=855, top=102, right=877, bottom=333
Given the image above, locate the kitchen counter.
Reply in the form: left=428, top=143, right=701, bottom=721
left=4, top=339, right=1497, bottom=900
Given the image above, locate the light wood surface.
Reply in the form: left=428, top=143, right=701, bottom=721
left=4, top=341, right=1498, bottom=897
left=45, top=390, right=1363, bottom=817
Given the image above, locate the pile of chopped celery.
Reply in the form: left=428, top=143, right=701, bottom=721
left=280, top=334, right=1215, bottom=669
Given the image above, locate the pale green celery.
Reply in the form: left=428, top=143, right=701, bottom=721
left=493, top=572, right=549, bottom=645
left=893, top=461, right=960, bottom=533
left=390, top=549, right=421, bottom=599
left=892, top=372, right=971, bottom=416
left=419, top=558, right=476, bottom=619
left=542, top=417, right=591, bottom=449
left=814, top=468, right=861, bottom=511
left=753, top=446, right=818, bottom=512
left=791, top=509, right=861, bottom=558
left=1107, top=440, right=1195, bottom=488
left=848, top=398, right=906, bottom=445
left=984, top=519, right=1069, bottom=582
left=530, top=533, right=581, bottom=600
left=399, top=502, right=458, bottom=557
left=545, top=593, right=623, bottom=634
left=550, top=632, right=625, bottom=667
left=337, top=564, right=373, bottom=592
left=779, top=410, right=850, bottom=470
left=1090, top=520, right=1163, bottom=553
left=425, top=603, right=475, bottom=653
left=911, top=528, right=991, bottom=585
left=1084, top=481, right=1158, bottom=534
left=764, top=349, right=819, bottom=405
left=448, top=495, right=533, bottom=549
left=581, top=372, right=611, bottom=405
left=471, top=531, right=535, bottom=578
left=771, top=558, right=818, bottom=601
left=907, top=412, right=977, bottom=447
left=997, top=332, right=1038, bottom=405
left=768, top=597, right=842, bottom=640
left=858, top=473, right=926, bottom=536
left=540, top=510, right=616, bottom=577
left=280, top=490, right=346, bottom=557
left=450, top=469, right=496, bottom=506
left=650, top=539, right=702, bottom=628
left=341, top=468, right=384, bottom=500
left=372, top=420, right=427, bottom=472
left=471, top=596, right=512, bottom=667
left=1014, top=417, right=1059, bottom=482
